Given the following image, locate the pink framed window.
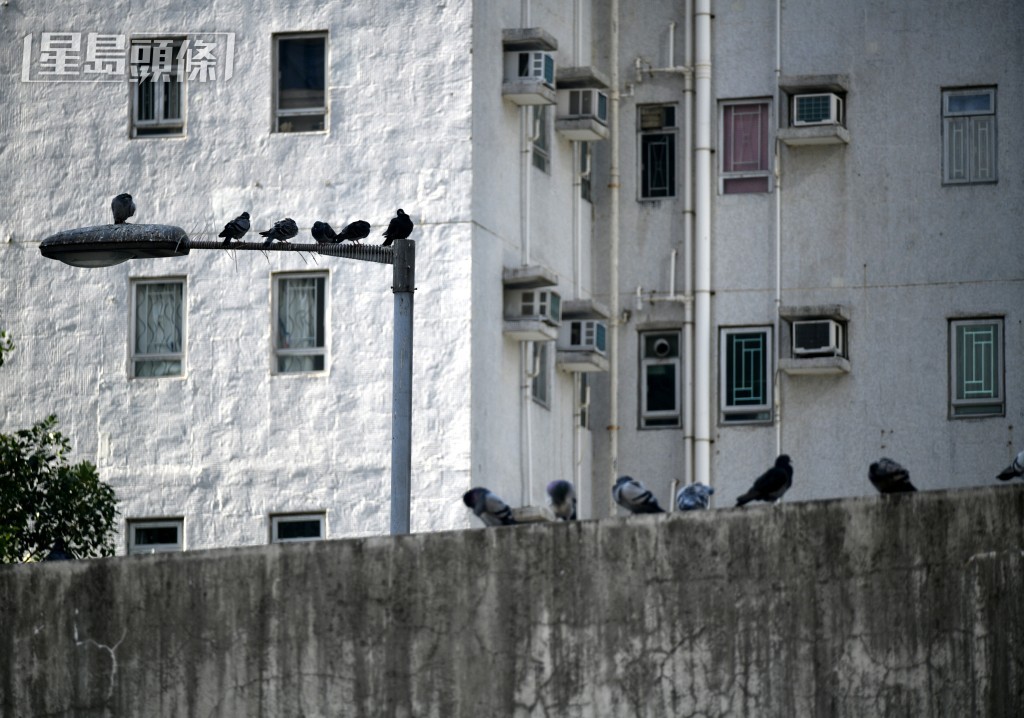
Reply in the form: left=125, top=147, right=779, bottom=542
left=721, top=101, right=770, bottom=194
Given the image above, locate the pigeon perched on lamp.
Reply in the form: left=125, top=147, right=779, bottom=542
left=311, top=221, right=338, bottom=243
left=546, top=480, right=577, bottom=521
left=463, top=487, right=517, bottom=527
left=996, top=449, right=1024, bottom=481
left=259, top=218, right=298, bottom=247
left=218, top=212, right=250, bottom=245
left=612, top=476, right=665, bottom=514
left=868, top=457, right=916, bottom=494
left=340, top=220, right=371, bottom=243
left=382, top=209, right=414, bottom=246
left=736, top=455, right=794, bottom=506
left=676, top=483, right=714, bottom=511
left=111, top=193, right=136, bottom=224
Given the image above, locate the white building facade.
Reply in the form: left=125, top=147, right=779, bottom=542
left=0, top=0, right=1020, bottom=553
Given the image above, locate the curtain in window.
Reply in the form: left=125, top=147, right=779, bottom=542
left=277, top=277, right=325, bottom=372
left=134, top=282, right=183, bottom=377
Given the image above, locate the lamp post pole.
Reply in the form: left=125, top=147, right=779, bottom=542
left=40, top=226, right=416, bottom=536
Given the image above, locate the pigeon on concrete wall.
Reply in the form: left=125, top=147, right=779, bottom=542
left=996, top=450, right=1024, bottom=481
left=463, top=488, right=517, bottom=527
left=546, top=480, right=577, bottom=521
left=340, top=220, right=371, bottom=243
left=382, top=209, right=414, bottom=246
left=868, top=457, right=916, bottom=493
left=613, top=476, right=664, bottom=514
left=676, top=483, right=714, bottom=511
left=218, top=212, right=250, bottom=244
left=111, top=193, right=135, bottom=224
left=311, top=221, right=338, bottom=243
left=736, top=455, right=794, bottom=506
left=260, top=218, right=298, bottom=247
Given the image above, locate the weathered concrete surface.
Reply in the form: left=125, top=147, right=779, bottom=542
left=2, top=486, right=1023, bottom=717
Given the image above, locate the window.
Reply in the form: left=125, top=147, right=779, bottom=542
left=580, top=142, right=593, bottom=202
left=270, top=513, right=325, bottom=543
left=950, top=318, right=1003, bottom=417
left=943, top=87, right=996, bottom=185
left=130, top=38, right=185, bottom=137
left=721, top=100, right=771, bottom=194
left=127, top=518, right=183, bottom=554
left=531, top=341, right=551, bottom=407
left=532, top=104, right=551, bottom=172
left=638, top=105, right=676, bottom=199
left=640, top=331, right=681, bottom=428
left=577, top=373, right=591, bottom=429
left=131, top=278, right=185, bottom=378
left=274, top=33, right=327, bottom=133
left=274, top=272, right=328, bottom=373
left=721, top=327, right=772, bottom=423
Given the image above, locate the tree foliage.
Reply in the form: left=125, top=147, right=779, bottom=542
left=0, top=333, right=118, bottom=562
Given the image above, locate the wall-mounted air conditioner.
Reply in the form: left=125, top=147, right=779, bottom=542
left=507, top=289, right=562, bottom=326
left=792, top=319, right=844, bottom=356
left=561, top=320, right=607, bottom=355
left=558, top=89, right=608, bottom=124
left=505, top=51, right=555, bottom=88
left=792, top=92, right=843, bottom=126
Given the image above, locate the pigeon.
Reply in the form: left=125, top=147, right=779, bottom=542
left=546, top=480, right=577, bottom=521
left=43, top=538, right=73, bottom=561
left=996, top=449, right=1024, bottom=481
left=311, top=221, right=338, bottom=243
left=382, top=209, right=414, bottom=246
left=868, top=457, right=916, bottom=494
left=612, top=476, right=664, bottom=514
left=111, top=193, right=136, bottom=224
left=259, top=217, right=298, bottom=247
left=218, top=212, right=250, bottom=245
left=463, top=487, right=517, bottom=527
left=339, top=220, right=371, bottom=243
left=736, top=455, right=794, bottom=506
left=676, top=483, right=714, bottom=511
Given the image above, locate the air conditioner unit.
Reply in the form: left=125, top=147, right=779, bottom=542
left=509, top=289, right=562, bottom=326
left=562, top=320, right=607, bottom=355
left=792, top=319, right=844, bottom=356
left=792, top=93, right=843, bottom=126
left=505, top=51, right=555, bottom=88
left=558, top=89, right=609, bottom=124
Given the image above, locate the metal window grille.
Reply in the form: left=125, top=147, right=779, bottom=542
left=950, top=318, right=1003, bottom=417
left=721, top=327, right=772, bottom=423
left=943, top=88, right=996, bottom=185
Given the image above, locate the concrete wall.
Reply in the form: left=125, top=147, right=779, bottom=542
left=3, top=486, right=1022, bottom=717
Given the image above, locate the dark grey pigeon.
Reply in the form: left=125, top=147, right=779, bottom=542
left=259, top=217, right=298, bottom=247
left=340, top=220, right=371, bottom=243
left=676, top=483, right=714, bottom=511
left=463, top=487, right=517, bottom=527
left=996, top=449, right=1024, bottom=481
left=218, top=212, right=250, bottom=245
left=382, top=209, right=414, bottom=246
left=111, top=193, right=136, bottom=224
left=43, top=538, right=73, bottom=561
left=546, top=480, right=577, bottom=521
left=869, top=457, right=916, bottom=494
left=736, top=455, right=793, bottom=506
left=311, top=221, right=338, bottom=243
left=612, top=476, right=664, bottom=514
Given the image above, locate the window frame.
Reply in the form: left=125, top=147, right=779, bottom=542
left=130, top=36, right=186, bottom=138
left=531, top=340, right=551, bottom=408
left=637, top=104, right=677, bottom=200
left=949, top=317, right=1004, bottom=418
left=531, top=104, right=551, bottom=173
left=942, top=86, right=997, bottom=185
left=270, top=512, right=326, bottom=544
left=719, top=99, right=772, bottom=195
left=639, top=330, right=682, bottom=429
left=272, top=31, right=328, bottom=134
left=127, top=518, right=184, bottom=554
left=579, top=141, right=593, bottom=202
left=272, top=271, right=329, bottom=375
left=720, top=326, right=773, bottom=424
left=130, top=276, right=186, bottom=379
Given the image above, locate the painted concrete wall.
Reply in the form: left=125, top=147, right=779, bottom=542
left=3, top=486, right=1022, bottom=716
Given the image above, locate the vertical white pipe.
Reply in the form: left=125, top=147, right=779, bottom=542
left=668, top=21, right=676, bottom=68
left=774, top=0, right=783, bottom=457
left=693, top=0, right=713, bottom=486
left=573, top=142, right=582, bottom=298
left=682, top=0, right=695, bottom=488
left=608, top=0, right=621, bottom=515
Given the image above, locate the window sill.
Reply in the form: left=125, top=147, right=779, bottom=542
left=777, top=125, right=850, bottom=146
left=779, top=356, right=851, bottom=376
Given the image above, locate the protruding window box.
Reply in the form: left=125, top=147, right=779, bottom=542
left=503, top=50, right=556, bottom=106
left=778, top=356, right=851, bottom=375
left=777, top=124, right=850, bottom=146
left=557, top=319, right=609, bottom=372
left=504, top=288, right=562, bottom=342
left=778, top=75, right=850, bottom=146
left=556, top=87, right=609, bottom=141
left=779, top=304, right=851, bottom=375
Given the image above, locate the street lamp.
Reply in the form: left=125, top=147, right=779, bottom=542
left=40, top=223, right=415, bottom=535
